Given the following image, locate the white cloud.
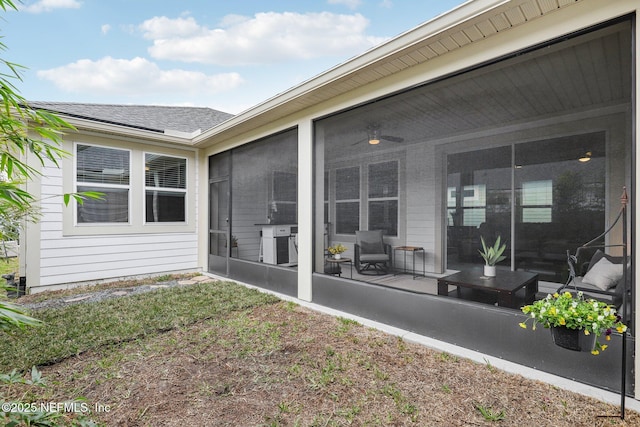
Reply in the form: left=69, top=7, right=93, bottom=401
left=327, top=0, right=363, bottom=10
left=20, top=0, right=82, bottom=13
left=36, top=57, right=244, bottom=97
left=139, top=16, right=204, bottom=39
left=141, top=12, right=385, bottom=66
left=101, top=24, right=111, bottom=35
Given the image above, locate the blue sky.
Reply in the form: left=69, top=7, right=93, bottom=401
left=3, top=0, right=466, bottom=114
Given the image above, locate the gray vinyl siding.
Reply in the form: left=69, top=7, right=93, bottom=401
left=37, top=163, right=198, bottom=287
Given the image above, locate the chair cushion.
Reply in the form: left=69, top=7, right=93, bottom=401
left=360, top=241, right=384, bottom=254
left=356, top=230, right=385, bottom=254
left=572, top=277, right=602, bottom=292
left=587, top=249, right=620, bottom=271
left=360, top=254, right=389, bottom=262
left=582, top=257, right=623, bottom=291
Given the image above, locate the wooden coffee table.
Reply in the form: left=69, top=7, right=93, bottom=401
left=437, top=268, right=538, bottom=308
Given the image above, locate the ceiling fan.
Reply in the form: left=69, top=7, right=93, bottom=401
left=351, top=125, right=404, bottom=146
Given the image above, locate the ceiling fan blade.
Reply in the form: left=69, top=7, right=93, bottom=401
left=381, top=135, right=404, bottom=143
left=351, top=138, right=367, bottom=146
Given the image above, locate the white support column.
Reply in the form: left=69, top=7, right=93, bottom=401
left=634, top=6, right=640, bottom=400
left=297, top=119, right=313, bottom=301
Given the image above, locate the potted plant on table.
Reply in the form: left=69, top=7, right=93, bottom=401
left=478, top=235, right=506, bottom=277
left=519, top=291, right=627, bottom=355
left=327, top=243, right=347, bottom=259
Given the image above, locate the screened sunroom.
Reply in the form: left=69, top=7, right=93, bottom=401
left=206, top=13, right=635, bottom=394
left=308, top=15, right=634, bottom=394
left=313, top=17, right=632, bottom=301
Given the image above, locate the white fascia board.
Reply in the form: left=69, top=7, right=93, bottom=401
left=60, top=116, right=196, bottom=146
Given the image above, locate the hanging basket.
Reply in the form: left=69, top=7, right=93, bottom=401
left=550, top=326, right=597, bottom=352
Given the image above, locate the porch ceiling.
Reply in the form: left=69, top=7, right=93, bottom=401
left=195, top=0, right=583, bottom=148
left=320, top=20, right=631, bottom=159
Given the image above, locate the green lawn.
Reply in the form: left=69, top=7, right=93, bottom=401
left=0, top=280, right=278, bottom=372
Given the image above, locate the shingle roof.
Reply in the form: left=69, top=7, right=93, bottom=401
left=27, top=101, right=234, bottom=134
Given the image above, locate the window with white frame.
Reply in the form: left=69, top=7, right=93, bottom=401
left=270, top=171, right=297, bottom=224
left=521, top=180, right=552, bottom=223
left=335, top=166, right=360, bottom=234
left=324, top=171, right=329, bottom=224
left=447, top=185, right=487, bottom=227
left=145, top=153, right=187, bottom=223
left=76, top=144, right=130, bottom=223
left=368, top=160, right=398, bottom=236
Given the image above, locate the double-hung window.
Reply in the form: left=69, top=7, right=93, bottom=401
left=76, top=144, right=130, bottom=224
left=368, top=161, right=398, bottom=236
left=270, top=171, right=297, bottom=224
left=145, top=153, right=187, bottom=223
left=335, top=166, right=360, bottom=234
left=447, top=184, right=487, bottom=227
left=521, top=180, right=552, bottom=223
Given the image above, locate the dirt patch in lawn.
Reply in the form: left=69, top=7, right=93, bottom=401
left=6, top=299, right=639, bottom=426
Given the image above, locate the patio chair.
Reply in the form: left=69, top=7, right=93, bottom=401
left=354, top=230, right=392, bottom=275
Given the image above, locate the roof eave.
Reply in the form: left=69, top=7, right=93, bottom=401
left=62, top=116, right=197, bottom=146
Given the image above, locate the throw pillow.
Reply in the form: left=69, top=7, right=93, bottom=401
left=582, top=257, right=623, bottom=291
left=586, top=249, right=619, bottom=272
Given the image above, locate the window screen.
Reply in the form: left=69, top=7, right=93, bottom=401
left=229, top=129, right=298, bottom=263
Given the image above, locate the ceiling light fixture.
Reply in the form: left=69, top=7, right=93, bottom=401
left=368, top=128, right=380, bottom=145
left=578, top=151, right=592, bottom=163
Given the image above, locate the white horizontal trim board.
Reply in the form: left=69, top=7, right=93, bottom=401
left=39, top=261, right=199, bottom=287
left=40, top=247, right=197, bottom=268
left=41, top=185, right=63, bottom=198
left=41, top=254, right=197, bottom=278
left=39, top=222, right=63, bottom=232
left=41, top=173, right=63, bottom=183
left=40, top=208, right=63, bottom=219
left=40, top=239, right=196, bottom=254
left=39, top=233, right=196, bottom=248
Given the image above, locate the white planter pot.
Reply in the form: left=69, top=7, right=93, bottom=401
left=484, top=265, right=496, bottom=277
left=333, top=254, right=341, bottom=259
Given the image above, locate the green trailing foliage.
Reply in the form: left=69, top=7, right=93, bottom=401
left=0, top=0, right=103, bottom=244
left=0, top=2, right=103, bottom=425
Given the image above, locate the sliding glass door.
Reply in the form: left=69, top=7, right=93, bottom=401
left=447, top=132, right=607, bottom=283
left=514, top=133, right=605, bottom=282
left=446, top=146, right=511, bottom=272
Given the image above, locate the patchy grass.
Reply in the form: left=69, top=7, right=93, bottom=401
left=1, top=278, right=638, bottom=426
left=15, top=273, right=198, bottom=304
left=0, top=257, right=18, bottom=278
left=0, top=281, right=278, bottom=371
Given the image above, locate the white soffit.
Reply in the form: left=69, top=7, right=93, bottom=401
left=195, top=0, right=581, bottom=147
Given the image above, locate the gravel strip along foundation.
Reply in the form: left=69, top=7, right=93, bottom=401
left=22, top=276, right=213, bottom=311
